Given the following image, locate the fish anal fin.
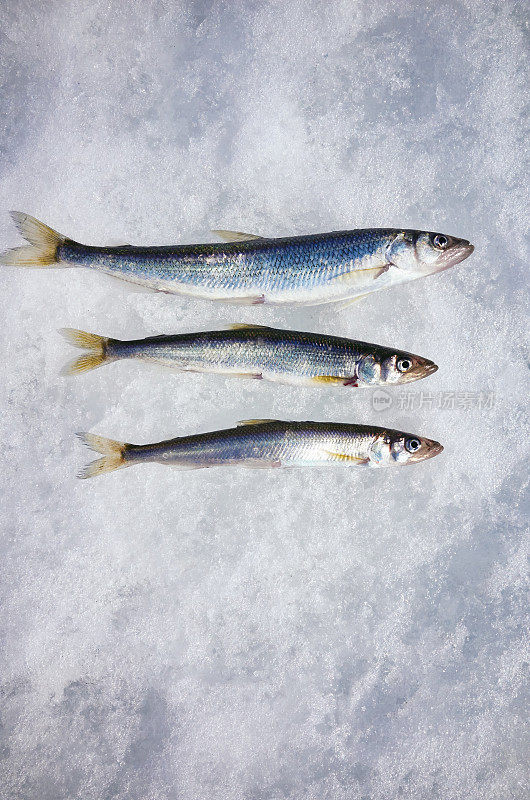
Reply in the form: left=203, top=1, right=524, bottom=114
left=105, top=273, right=160, bottom=294
left=243, top=459, right=282, bottom=469
left=168, top=463, right=211, bottom=470
left=171, top=457, right=281, bottom=469
left=212, top=230, right=264, bottom=242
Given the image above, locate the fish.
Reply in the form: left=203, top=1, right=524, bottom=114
left=59, top=324, right=438, bottom=387
left=2, top=212, right=474, bottom=307
left=77, top=420, right=443, bottom=478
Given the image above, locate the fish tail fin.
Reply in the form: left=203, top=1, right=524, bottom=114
left=77, top=432, right=131, bottom=479
left=1, top=211, right=67, bottom=268
left=59, top=328, right=115, bottom=375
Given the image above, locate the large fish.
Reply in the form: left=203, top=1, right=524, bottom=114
left=77, top=420, right=443, bottom=478
left=60, top=324, right=438, bottom=387
left=2, top=212, right=473, bottom=307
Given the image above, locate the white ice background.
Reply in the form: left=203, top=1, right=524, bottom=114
left=0, top=1, right=528, bottom=798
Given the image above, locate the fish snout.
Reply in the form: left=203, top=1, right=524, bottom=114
left=422, top=439, right=444, bottom=461
left=440, top=238, right=474, bottom=271
left=457, top=239, right=474, bottom=258
left=406, top=436, right=444, bottom=463
left=422, top=361, right=438, bottom=377
left=399, top=356, right=438, bottom=383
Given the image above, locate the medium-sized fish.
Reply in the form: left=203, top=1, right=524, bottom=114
left=77, top=420, right=443, bottom=478
left=60, top=324, right=438, bottom=388
left=2, top=212, right=473, bottom=307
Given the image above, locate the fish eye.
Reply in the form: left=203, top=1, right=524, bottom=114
left=397, top=358, right=412, bottom=372
left=406, top=437, right=421, bottom=453
left=432, top=234, right=449, bottom=250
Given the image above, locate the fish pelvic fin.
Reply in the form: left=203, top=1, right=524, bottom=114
left=223, top=294, right=266, bottom=305
left=1, top=211, right=67, bottom=268
left=59, top=328, right=115, bottom=375
left=335, top=292, right=372, bottom=310
left=77, top=432, right=131, bottom=479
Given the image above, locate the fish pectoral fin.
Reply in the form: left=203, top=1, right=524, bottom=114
left=237, top=419, right=279, bottom=426
left=222, top=294, right=266, bottom=305
left=311, top=375, right=358, bottom=387
left=227, top=323, right=272, bottom=331
left=331, top=265, right=389, bottom=284
left=212, top=230, right=264, bottom=242
left=323, top=451, right=369, bottom=464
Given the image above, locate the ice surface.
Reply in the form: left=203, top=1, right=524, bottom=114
left=0, top=1, right=528, bottom=798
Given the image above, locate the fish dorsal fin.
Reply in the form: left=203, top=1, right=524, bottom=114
left=228, top=323, right=272, bottom=331
left=237, top=419, right=279, bottom=426
left=212, top=229, right=264, bottom=242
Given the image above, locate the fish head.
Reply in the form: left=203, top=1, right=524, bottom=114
left=386, top=231, right=474, bottom=277
left=356, top=352, right=437, bottom=385
left=380, top=352, right=438, bottom=384
left=368, top=430, right=443, bottom=466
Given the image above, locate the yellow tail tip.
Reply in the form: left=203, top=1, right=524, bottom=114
left=59, top=327, right=105, bottom=348
left=2, top=212, right=65, bottom=268
left=60, top=328, right=111, bottom=375
left=61, top=353, right=107, bottom=375
left=77, top=432, right=128, bottom=479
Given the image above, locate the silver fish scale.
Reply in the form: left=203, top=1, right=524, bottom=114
left=130, top=421, right=376, bottom=468
left=110, top=327, right=394, bottom=381
left=59, top=230, right=395, bottom=295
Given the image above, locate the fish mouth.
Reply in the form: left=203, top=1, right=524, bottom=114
left=434, top=240, right=474, bottom=273
left=401, top=360, right=438, bottom=383
left=452, top=240, right=474, bottom=262
left=409, top=439, right=444, bottom=463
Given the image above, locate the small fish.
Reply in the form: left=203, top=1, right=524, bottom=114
left=77, top=420, right=443, bottom=478
left=2, top=212, right=474, bottom=307
left=60, top=324, right=438, bottom=387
